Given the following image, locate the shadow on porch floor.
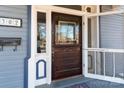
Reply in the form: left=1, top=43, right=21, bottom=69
left=36, top=76, right=124, bottom=88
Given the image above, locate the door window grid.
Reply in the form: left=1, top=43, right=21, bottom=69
left=55, top=21, right=79, bottom=45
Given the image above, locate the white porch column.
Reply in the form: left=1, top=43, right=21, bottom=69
left=83, top=14, right=88, bottom=76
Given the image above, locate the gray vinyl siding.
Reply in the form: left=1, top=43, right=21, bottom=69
left=100, top=14, right=124, bottom=49
left=100, top=6, right=124, bottom=77
left=0, top=5, right=28, bottom=88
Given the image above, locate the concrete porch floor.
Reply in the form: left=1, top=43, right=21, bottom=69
left=36, top=75, right=124, bottom=88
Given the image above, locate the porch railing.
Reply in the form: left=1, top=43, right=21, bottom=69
left=84, top=48, right=124, bottom=79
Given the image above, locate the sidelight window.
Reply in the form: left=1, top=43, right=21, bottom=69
left=37, top=12, right=46, bottom=53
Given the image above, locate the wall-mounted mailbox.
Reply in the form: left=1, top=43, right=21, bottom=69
left=0, top=37, right=21, bottom=51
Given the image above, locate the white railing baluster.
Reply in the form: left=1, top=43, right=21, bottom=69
left=103, top=52, right=106, bottom=76
left=94, top=51, right=97, bottom=74
left=113, top=53, right=116, bottom=77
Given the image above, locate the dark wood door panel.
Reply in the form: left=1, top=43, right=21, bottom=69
left=54, top=64, right=81, bottom=71
left=53, top=68, right=82, bottom=80
left=52, top=12, right=82, bottom=80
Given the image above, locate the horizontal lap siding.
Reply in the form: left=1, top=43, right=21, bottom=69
left=0, top=5, right=28, bottom=88
left=100, top=14, right=124, bottom=49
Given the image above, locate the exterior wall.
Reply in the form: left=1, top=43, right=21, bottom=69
left=0, top=5, right=28, bottom=88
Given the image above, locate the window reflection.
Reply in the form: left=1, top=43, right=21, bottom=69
left=56, top=21, right=79, bottom=45
left=37, top=12, right=46, bottom=53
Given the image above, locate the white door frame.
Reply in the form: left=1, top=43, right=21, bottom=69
left=28, top=5, right=52, bottom=87
left=28, top=5, right=86, bottom=88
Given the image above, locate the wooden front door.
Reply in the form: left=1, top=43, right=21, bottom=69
left=52, top=12, right=82, bottom=80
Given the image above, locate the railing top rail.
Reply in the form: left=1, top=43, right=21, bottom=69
left=83, top=48, right=124, bottom=53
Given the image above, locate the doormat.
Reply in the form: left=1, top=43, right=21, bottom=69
left=66, top=83, right=89, bottom=88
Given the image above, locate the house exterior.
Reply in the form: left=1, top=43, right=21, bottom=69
left=0, top=5, right=124, bottom=88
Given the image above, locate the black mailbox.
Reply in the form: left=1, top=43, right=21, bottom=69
left=0, top=37, right=21, bottom=51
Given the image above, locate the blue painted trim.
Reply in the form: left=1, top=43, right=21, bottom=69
left=36, top=60, right=46, bottom=80
left=24, top=5, right=31, bottom=88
